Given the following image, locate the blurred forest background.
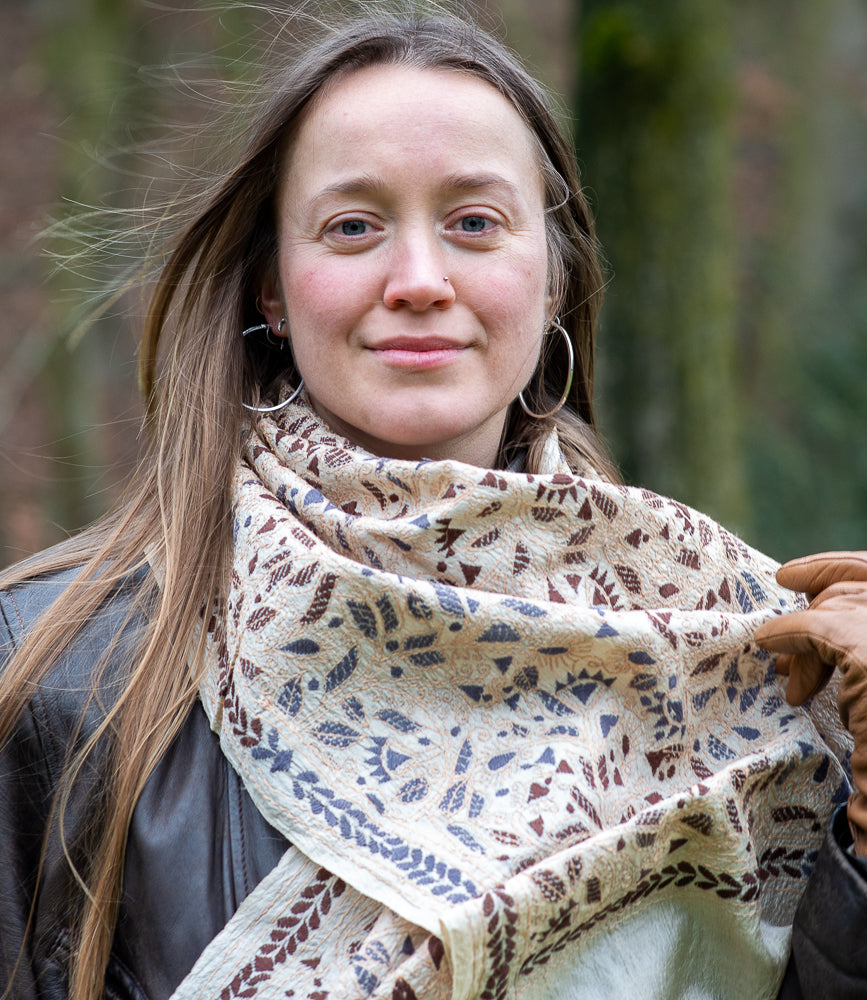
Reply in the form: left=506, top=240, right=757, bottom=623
left=0, top=0, right=865, bottom=568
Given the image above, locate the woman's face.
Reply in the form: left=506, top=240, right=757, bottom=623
left=261, top=63, right=549, bottom=468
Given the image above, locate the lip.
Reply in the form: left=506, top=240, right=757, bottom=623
left=368, top=336, right=466, bottom=370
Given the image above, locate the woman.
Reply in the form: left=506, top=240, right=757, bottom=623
left=1, top=12, right=865, bottom=1000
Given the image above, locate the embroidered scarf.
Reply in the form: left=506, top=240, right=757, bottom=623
left=175, top=401, right=850, bottom=1000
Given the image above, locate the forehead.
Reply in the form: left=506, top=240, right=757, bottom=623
left=282, top=63, right=542, bottom=195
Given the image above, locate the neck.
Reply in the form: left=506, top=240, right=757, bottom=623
left=308, top=400, right=507, bottom=470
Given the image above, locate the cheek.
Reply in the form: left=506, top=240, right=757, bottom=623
left=488, top=255, right=548, bottom=383
left=282, top=255, right=370, bottom=362
left=474, top=251, right=547, bottom=337
left=480, top=231, right=547, bottom=298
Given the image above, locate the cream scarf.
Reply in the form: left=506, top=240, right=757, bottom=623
left=174, top=400, right=850, bottom=1000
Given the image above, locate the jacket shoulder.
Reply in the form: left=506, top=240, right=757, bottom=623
left=1, top=563, right=154, bottom=744
left=0, top=564, right=157, bottom=1000
left=0, top=564, right=89, bottom=655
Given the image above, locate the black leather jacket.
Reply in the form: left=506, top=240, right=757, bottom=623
left=0, top=568, right=288, bottom=999
left=1, top=568, right=865, bottom=999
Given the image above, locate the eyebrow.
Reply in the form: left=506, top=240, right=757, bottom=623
left=311, top=174, right=386, bottom=200
left=307, top=172, right=522, bottom=207
left=441, top=172, right=522, bottom=197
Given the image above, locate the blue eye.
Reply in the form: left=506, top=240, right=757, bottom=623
left=460, top=216, right=490, bottom=233
left=339, top=219, right=368, bottom=236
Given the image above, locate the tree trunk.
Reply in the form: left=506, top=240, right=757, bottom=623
left=576, top=1, right=747, bottom=531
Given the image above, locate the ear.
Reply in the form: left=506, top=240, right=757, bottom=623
left=258, top=270, right=286, bottom=337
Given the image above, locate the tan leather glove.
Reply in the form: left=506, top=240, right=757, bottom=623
left=753, top=551, right=867, bottom=854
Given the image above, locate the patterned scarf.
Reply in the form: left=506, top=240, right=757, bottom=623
left=175, top=400, right=850, bottom=1000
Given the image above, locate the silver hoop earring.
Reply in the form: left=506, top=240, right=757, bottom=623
left=518, top=317, right=574, bottom=420
left=243, top=379, right=305, bottom=414
left=268, top=317, right=288, bottom=350
left=241, top=321, right=284, bottom=351
left=241, top=322, right=269, bottom=338
left=241, top=317, right=302, bottom=413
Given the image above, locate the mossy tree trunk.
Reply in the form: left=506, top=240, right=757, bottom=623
left=36, top=0, right=154, bottom=536
left=576, top=1, right=747, bottom=532
left=32, top=0, right=266, bottom=544
left=735, top=0, right=867, bottom=558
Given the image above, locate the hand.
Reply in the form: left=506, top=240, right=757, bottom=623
left=755, top=551, right=867, bottom=705
left=754, top=551, right=867, bottom=854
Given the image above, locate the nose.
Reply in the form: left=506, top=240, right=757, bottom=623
left=383, top=231, right=456, bottom=311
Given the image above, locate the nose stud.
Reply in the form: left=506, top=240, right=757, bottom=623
left=443, top=276, right=449, bottom=282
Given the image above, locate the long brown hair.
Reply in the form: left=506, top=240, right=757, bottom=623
left=0, top=11, right=615, bottom=1000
